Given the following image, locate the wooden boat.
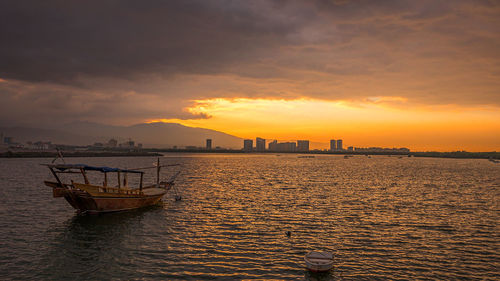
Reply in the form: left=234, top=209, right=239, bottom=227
left=304, top=251, right=334, bottom=272
left=43, top=159, right=180, bottom=214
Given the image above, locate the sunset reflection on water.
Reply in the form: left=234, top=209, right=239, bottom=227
left=0, top=154, right=498, bottom=280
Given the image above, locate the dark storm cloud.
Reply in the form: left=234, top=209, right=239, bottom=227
left=1, top=0, right=498, bottom=84
left=0, top=0, right=466, bottom=83
left=0, top=0, right=304, bottom=84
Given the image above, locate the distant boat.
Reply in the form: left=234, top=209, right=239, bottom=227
left=304, top=251, right=334, bottom=272
left=43, top=158, right=180, bottom=214
left=298, top=155, right=315, bottom=158
left=344, top=155, right=350, bottom=159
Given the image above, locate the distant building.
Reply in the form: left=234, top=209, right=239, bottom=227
left=268, top=140, right=278, bottom=151
left=206, top=139, right=212, bottom=150
left=4, top=136, right=13, bottom=145
left=33, top=141, right=52, bottom=150
left=347, top=146, right=354, bottom=151
left=297, top=140, right=309, bottom=152
left=256, top=137, right=266, bottom=152
left=330, top=139, right=336, bottom=151
left=337, top=139, right=343, bottom=151
left=120, top=139, right=135, bottom=148
left=276, top=142, right=296, bottom=152
left=107, top=139, right=118, bottom=148
left=243, top=139, right=253, bottom=152
left=268, top=140, right=297, bottom=152
left=137, top=143, right=143, bottom=149
left=354, top=147, right=410, bottom=153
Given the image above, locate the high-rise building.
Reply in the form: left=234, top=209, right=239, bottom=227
left=276, top=142, right=296, bottom=152
left=206, top=139, right=212, bottom=150
left=243, top=139, right=253, bottom=152
left=337, top=139, right=343, bottom=151
left=256, top=137, right=266, bottom=152
left=297, top=140, right=309, bottom=152
left=330, top=139, right=336, bottom=151
left=268, top=140, right=298, bottom=152
left=268, top=140, right=278, bottom=151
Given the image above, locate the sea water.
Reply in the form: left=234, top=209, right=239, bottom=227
left=0, top=154, right=498, bottom=280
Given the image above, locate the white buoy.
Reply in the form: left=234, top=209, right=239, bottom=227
left=304, top=251, right=334, bottom=272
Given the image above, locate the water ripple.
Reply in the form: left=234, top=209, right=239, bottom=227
left=0, top=155, right=499, bottom=280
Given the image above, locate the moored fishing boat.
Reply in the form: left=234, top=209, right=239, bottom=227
left=43, top=159, right=180, bottom=214
left=304, top=251, right=334, bottom=272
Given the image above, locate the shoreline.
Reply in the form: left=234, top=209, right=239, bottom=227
left=0, top=151, right=162, bottom=158
left=0, top=149, right=498, bottom=160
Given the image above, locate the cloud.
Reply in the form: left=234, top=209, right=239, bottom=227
left=0, top=0, right=306, bottom=84
left=0, top=0, right=499, bottom=127
left=0, top=79, right=211, bottom=127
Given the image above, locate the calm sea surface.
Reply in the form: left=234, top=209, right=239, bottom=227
left=0, top=154, right=499, bottom=280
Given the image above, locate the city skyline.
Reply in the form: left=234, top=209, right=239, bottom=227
left=2, top=128, right=494, bottom=153
left=240, top=137, right=410, bottom=153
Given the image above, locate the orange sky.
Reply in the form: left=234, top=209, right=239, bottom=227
left=148, top=97, right=500, bottom=151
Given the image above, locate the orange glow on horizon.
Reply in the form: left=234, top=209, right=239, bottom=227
left=147, top=98, right=500, bottom=152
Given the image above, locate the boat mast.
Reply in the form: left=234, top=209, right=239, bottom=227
left=49, top=167, right=63, bottom=187
left=79, top=168, right=89, bottom=184
left=156, top=157, right=160, bottom=185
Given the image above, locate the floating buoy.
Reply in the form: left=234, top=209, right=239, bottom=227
left=175, top=195, right=182, bottom=201
left=286, top=231, right=292, bottom=237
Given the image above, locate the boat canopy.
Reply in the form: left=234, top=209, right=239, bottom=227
left=44, top=164, right=144, bottom=174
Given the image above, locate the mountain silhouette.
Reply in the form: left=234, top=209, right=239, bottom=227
left=0, top=122, right=242, bottom=148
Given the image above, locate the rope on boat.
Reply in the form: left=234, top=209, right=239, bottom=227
left=169, top=171, right=182, bottom=201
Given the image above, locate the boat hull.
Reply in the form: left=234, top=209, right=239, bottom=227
left=63, top=191, right=165, bottom=214
left=304, top=260, right=334, bottom=272
left=304, top=251, right=334, bottom=272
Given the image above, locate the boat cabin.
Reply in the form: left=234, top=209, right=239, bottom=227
left=44, top=163, right=156, bottom=197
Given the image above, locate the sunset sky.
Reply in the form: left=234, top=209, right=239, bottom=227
left=1, top=1, right=499, bottom=151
